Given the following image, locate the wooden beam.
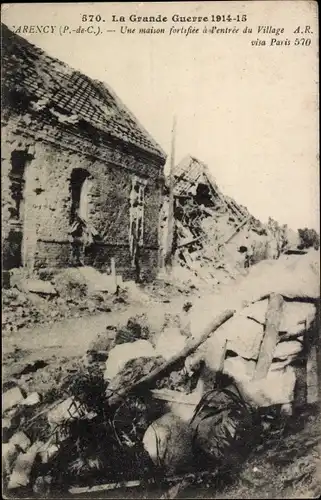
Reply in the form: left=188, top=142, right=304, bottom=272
left=254, top=293, right=284, bottom=380
left=203, top=165, right=245, bottom=222
left=294, top=359, right=308, bottom=409
left=203, top=168, right=230, bottom=213
left=164, top=117, right=177, bottom=269
left=110, top=257, right=117, bottom=288
left=307, top=345, right=319, bottom=404
left=150, top=389, right=200, bottom=405
left=69, top=470, right=219, bottom=496
left=218, top=338, right=228, bottom=372
left=107, top=309, right=235, bottom=407
left=227, top=198, right=247, bottom=221
left=220, top=215, right=252, bottom=246
left=177, top=236, right=202, bottom=249
left=182, top=249, right=194, bottom=267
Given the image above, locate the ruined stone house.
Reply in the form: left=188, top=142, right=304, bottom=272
left=165, top=155, right=279, bottom=275
left=172, top=156, right=253, bottom=247
left=1, top=24, right=167, bottom=279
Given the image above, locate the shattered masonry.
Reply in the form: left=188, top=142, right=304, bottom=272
left=1, top=22, right=320, bottom=500
left=161, top=155, right=300, bottom=282
left=1, top=24, right=167, bottom=280
left=1, top=23, right=299, bottom=283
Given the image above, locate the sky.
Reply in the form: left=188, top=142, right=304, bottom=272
left=2, top=1, right=319, bottom=231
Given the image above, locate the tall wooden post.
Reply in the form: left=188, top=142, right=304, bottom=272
left=110, top=257, right=117, bottom=288
left=164, top=116, right=177, bottom=270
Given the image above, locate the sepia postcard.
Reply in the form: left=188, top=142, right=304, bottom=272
left=1, top=1, right=320, bottom=499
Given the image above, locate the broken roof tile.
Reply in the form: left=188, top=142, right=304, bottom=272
left=1, top=23, right=166, bottom=161
left=173, top=156, right=213, bottom=196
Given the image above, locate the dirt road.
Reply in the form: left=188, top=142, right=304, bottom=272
left=2, top=306, right=148, bottom=381
left=2, top=289, right=191, bottom=383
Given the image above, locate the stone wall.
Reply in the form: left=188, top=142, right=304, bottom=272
left=2, top=110, right=166, bottom=279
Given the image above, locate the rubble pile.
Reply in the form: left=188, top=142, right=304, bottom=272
left=171, top=201, right=244, bottom=289
left=3, top=373, right=152, bottom=495
left=2, top=288, right=114, bottom=334
left=175, top=202, right=281, bottom=288
left=2, top=251, right=320, bottom=498
left=2, top=266, right=131, bottom=334
left=163, top=156, right=292, bottom=293
left=186, top=250, right=320, bottom=409
left=2, top=308, right=193, bottom=496
left=2, top=289, right=44, bottom=333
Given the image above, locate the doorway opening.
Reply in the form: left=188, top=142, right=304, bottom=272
left=4, top=150, right=32, bottom=269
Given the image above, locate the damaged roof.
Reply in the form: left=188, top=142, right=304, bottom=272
left=173, top=155, right=219, bottom=196
left=1, top=24, right=166, bottom=160
left=173, top=155, right=252, bottom=223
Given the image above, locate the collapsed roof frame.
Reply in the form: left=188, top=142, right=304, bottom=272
left=173, top=155, right=250, bottom=229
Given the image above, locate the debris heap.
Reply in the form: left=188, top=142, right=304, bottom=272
left=2, top=250, right=320, bottom=498
left=162, top=155, right=291, bottom=289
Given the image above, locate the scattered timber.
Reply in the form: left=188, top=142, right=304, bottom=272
left=107, top=309, right=235, bottom=407
left=254, top=293, right=284, bottom=380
